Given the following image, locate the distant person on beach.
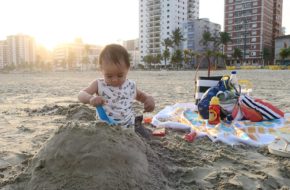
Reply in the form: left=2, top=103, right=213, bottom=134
left=78, top=44, right=155, bottom=129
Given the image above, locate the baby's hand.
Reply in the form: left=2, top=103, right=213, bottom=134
left=143, top=95, right=155, bottom=112
left=89, top=96, right=105, bottom=107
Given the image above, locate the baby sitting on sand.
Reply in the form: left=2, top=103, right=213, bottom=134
left=78, top=44, right=155, bottom=129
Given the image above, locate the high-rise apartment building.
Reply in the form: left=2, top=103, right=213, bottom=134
left=224, top=0, right=283, bottom=64
left=123, top=39, right=140, bottom=68
left=139, top=0, right=199, bottom=63
left=183, top=18, right=221, bottom=52
left=0, top=41, right=8, bottom=69
left=53, top=38, right=100, bottom=69
left=6, top=34, right=36, bottom=65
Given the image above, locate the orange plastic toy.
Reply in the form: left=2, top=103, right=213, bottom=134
left=144, top=117, right=152, bottom=124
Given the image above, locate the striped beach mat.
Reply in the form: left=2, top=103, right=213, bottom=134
left=195, top=76, right=223, bottom=104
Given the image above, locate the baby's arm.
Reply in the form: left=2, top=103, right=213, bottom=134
left=136, top=89, right=155, bottom=112
left=78, top=80, right=105, bottom=107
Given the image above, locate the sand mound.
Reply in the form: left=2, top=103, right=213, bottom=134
left=24, top=104, right=69, bottom=116
left=13, top=121, right=167, bottom=190
left=23, top=104, right=96, bottom=121
left=66, top=105, right=96, bottom=121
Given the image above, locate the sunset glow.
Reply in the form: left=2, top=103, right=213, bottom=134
left=1, top=0, right=289, bottom=50
left=0, top=0, right=139, bottom=50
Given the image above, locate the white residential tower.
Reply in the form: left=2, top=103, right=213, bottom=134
left=139, top=0, right=199, bottom=64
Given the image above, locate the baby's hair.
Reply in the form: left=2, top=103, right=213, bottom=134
left=99, top=44, right=130, bottom=68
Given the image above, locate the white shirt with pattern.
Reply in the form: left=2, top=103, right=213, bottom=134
left=97, top=79, right=137, bottom=127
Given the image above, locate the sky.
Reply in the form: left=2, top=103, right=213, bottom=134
left=0, top=0, right=289, bottom=50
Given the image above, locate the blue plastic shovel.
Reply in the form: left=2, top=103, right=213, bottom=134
left=96, top=106, right=116, bottom=125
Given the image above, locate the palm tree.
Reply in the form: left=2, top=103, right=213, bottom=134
left=188, top=49, right=196, bottom=67
left=199, top=30, right=212, bottom=50
left=162, top=49, right=170, bottom=68
left=169, top=28, right=185, bottom=68
left=193, top=51, right=203, bottom=70
left=143, top=55, right=154, bottom=69
left=183, top=49, right=190, bottom=67
left=204, top=50, right=213, bottom=77
left=262, top=47, right=271, bottom=66
left=219, top=32, right=231, bottom=65
left=219, top=32, right=231, bottom=54
left=162, top=37, right=173, bottom=49
left=199, top=30, right=214, bottom=76
left=170, top=28, right=185, bottom=49
left=171, top=50, right=183, bottom=69
left=213, top=51, right=224, bottom=69
left=162, top=38, right=173, bottom=68
left=153, top=54, right=162, bottom=67
left=279, top=48, right=290, bottom=65
left=232, top=48, right=243, bottom=65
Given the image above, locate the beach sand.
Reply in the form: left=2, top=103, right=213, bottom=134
left=0, top=70, right=290, bottom=190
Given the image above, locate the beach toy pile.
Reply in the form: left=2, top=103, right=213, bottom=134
left=151, top=71, right=290, bottom=157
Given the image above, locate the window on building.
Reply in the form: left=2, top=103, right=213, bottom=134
left=251, top=37, right=256, bottom=42
left=244, top=2, right=251, bottom=8
left=235, top=5, right=242, bottom=10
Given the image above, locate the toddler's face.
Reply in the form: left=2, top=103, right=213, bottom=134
left=101, top=60, right=129, bottom=87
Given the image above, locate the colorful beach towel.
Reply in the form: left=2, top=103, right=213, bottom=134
left=152, top=103, right=290, bottom=146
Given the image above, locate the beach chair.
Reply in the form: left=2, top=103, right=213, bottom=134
left=194, top=76, right=223, bottom=105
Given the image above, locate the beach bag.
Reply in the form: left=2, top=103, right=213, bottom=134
left=197, top=76, right=233, bottom=119
left=232, top=95, right=284, bottom=121
left=217, top=90, right=239, bottom=115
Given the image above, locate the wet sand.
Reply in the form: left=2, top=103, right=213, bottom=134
left=0, top=70, right=290, bottom=189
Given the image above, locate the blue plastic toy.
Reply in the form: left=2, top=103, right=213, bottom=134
left=96, top=106, right=116, bottom=125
